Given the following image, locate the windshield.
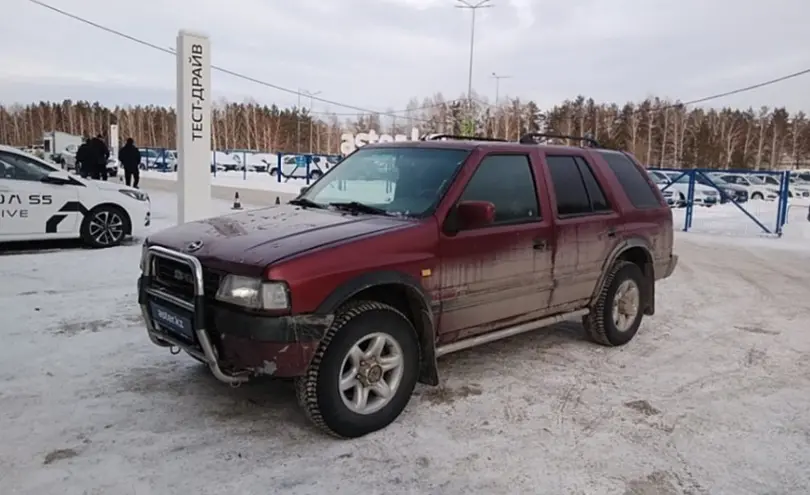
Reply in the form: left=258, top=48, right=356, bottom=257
left=300, top=146, right=471, bottom=216
left=0, top=149, right=58, bottom=179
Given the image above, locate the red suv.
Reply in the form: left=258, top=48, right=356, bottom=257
left=138, top=133, right=678, bottom=438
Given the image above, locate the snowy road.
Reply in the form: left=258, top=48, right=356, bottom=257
left=1, top=192, right=809, bottom=494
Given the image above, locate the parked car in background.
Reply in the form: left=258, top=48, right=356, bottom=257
left=709, top=173, right=778, bottom=201
left=0, top=145, right=150, bottom=248
left=268, top=155, right=330, bottom=180
left=694, top=174, right=748, bottom=203
left=751, top=174, right=810, bottom=199
left=653, top=170, right=719, bottom=206
left=139, top=148, right=178, bottom=171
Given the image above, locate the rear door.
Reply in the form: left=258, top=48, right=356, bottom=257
left=539, top=151, right=619, bottom=310
left=437, top=150, right=554, bottom=343
left=593, top=149, right=673, bottom=267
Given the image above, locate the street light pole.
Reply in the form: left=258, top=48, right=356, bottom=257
left=456, top=0, right=493, bottom=109
left=491, top=72, right=511, bottom=105
left=491, top=72, right=511, bottom=138
left=296, top=89, right=303, bottom=154
left=303, top=89, right=322, bottom=154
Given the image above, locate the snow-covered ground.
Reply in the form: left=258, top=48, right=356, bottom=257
left=1, top=191, right=810, bottom=494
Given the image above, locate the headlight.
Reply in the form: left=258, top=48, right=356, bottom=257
left=120, top=189, right=149, bottom=202
left=767, top=188, right=780, bottom=194
left=215, top=275, right=289, bottom=310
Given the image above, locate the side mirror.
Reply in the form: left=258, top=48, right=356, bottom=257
left=456, top=200, right=495, bottom=230
left=42, top=170, right=72, bottom=185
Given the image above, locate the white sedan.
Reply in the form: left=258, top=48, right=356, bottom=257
left=0, top=145, right=151, bottom=248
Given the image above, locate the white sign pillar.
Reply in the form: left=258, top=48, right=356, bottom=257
left=109, top=124, right=119, bottom=156
left=176, top=30, right=212, bottom=224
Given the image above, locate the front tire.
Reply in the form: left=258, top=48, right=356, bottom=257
left=296, top=300, right=420, bottom=438
left=751, top=192, right=764, bottom=200
left=583, top=261, right=645, bottom=347
left=80, top=205, right=129, bottom=248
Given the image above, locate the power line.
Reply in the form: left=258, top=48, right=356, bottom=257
left=672, top=68, right=810, bottom=108
left=26, top=0, right=432, bottom=122
left=310, top=98, right=471, bottom=117
left=25, top=0, right=810, bottom=122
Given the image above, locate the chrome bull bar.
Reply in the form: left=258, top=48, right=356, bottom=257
left=140, top=245, right=249, bottom=385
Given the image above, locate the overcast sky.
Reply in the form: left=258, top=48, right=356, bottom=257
left=2, top=0, right=809, bottom=115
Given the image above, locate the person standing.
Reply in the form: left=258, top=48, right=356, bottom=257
left=75, top=136, right=92, bottom=178
left=118, top=138, right=142, bottom=188
left=89, top=134, right=110, bottom=180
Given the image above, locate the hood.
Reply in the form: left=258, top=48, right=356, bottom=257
left=146, top=205, right=414, bottom=275
left=91, top=179, right=130, bottom=192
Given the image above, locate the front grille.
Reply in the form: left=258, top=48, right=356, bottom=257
left=153, top=256, right=221, bottom=299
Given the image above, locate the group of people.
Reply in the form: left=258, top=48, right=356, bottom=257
left=76, top=135, right=142, bottom=188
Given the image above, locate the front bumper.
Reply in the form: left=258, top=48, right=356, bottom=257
left=129, top=202, right=151, bottom=239
left=138, top=245, right=332, bottom=384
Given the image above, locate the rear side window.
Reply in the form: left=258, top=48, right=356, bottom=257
left=597, top=151, right=661, bottom=209
left=574, top=157, right=609, bottom=211
left=546, top=155, right=611, bottom=216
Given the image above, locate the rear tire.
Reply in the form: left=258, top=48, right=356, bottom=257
left=583, top=261, right=645, bottom=347
left=751, top=192, right=764, bottom=200
left=296, top=300, right=420, bottom=438
left=80, top=205, right=130, bottom=248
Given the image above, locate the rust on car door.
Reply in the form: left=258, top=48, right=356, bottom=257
left=436, top=150, right=554, bottom=344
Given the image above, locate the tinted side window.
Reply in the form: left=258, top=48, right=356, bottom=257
left=574, top=157, right=609, bottom=211
left=596, top=151, right=661, bottom=209
left=459, top=154, right=539, bottom=224
left=546, top=155, right=592, bottom=215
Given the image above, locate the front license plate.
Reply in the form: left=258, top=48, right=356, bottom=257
left=149, top=300, right=194, bottom=341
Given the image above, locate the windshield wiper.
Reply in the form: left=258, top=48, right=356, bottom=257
left=329, top=201, right=391, bottom=216
left=288, top=198, right=324, bottom=209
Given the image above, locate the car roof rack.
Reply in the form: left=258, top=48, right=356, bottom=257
left=421, top=134, right=508, bottom=142
left=518, top=132, right=602, bottom=148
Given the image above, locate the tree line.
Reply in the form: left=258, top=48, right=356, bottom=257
left=0, top=95, right=807, bottom=170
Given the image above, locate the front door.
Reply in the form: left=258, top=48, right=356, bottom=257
left=437, top=152, right=554, bottom=343
left=0, top=151, right=79, bottom=238
left=540, top=152, right=618, bottom=310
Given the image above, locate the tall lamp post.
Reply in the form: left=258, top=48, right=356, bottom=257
left=491, top=72, right=511, bottom=105
left=303, top=89, right=321, bottom=154
left=296, top=89, right=304, bottom=154
left=456, top=0, right=493, bottom=108
left=491, top=72, right=511, bottom=138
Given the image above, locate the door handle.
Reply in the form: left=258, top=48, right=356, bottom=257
left=533, top=238, right=548, bottom=250
left=606, top=227, right=616, bottom=238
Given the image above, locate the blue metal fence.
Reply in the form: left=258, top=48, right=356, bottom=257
left=138, top=147, right=342, bottom=185
left=649, top=168, right=791, bottom=236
